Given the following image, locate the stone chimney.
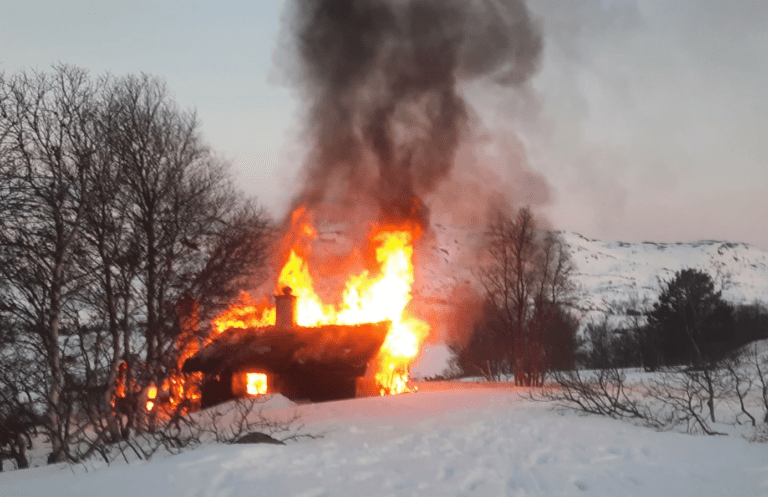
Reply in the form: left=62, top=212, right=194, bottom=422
left=275, top=286, right=297, bottom=328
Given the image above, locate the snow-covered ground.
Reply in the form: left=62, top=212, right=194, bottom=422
left=7, top=226, right=766, bottom=494
left=3, top=384, right=767, bottom=497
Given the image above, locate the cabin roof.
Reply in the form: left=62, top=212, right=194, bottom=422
left=182, top=321, right=391, bottom=377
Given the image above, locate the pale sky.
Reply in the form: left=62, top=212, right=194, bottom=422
left=2, top=1, right=767, bottom=249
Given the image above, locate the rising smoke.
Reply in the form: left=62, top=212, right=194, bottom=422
left=282, top=0, right=544, bottom=229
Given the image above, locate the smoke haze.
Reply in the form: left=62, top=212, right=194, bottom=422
left=281, top=0, right=544, bottom=228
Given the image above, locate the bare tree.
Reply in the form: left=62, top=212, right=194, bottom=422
left=0, top=67, right=274, bottom=466
left=478, top=206, right=577, bottom=386
left=529, top=230, right=578, bottom=374
left=102, top=74, right=193, bottom=391
left=0, top=65, right=101, bottom=462
left=100, top=74, right=274, bottom=421
left=0, top=316, right=42, bottom=470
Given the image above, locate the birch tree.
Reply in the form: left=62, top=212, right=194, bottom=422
left=479, top=206, right=576, bottom=386
left=0, top=65, right=100, bottom=462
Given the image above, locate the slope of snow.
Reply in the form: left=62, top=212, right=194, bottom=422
left=415, top=224, right=768, bottom=329
left=565, top=233, right=768, bottom=317
left=3, top=386, right=767, bottom=496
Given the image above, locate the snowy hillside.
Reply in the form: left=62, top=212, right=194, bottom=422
left=3, top=385, right=767, bottom=496
left=416, top=224, right=768, bottom=327
left=566, top=233, right=768, bottom=318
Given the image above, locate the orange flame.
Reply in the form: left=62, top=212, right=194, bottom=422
left=110, top=295, right=205, bottom=417
left=246, top=373, right=268, bottom=395
left=213, top=208, right=430, bottom=395
left=212, top=292, right=275, bottom=334
left=141, top=297, right=203, bottom=417
left=146, top=385, right=158, bottom=412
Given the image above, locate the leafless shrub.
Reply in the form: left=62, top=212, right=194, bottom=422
left=532, top=368, right=663, bottom=429
left=198, top=396, right=318, bottom=445
left=744, top=342, right=768, bottom=442
left=535, top=347, right=768, bottom=439
left=751, top=344, right=768, bottom=422
left=536, top=365, right=733, bottom=436
left=69, top=395, right=317, bottom=469
left=721, top=352, right=756, bottom=427
left=644, top=370, right=727, bottom=436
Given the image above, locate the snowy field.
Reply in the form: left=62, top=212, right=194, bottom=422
left=2, top=383, right=768, bottom=497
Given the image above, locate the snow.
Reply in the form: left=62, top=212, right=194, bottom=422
left=6, top=227, right=768, bottom=494
left=563, top=234, right=768, bottom=315
left=3, top=385, right=768, bottom=496
left=416, top=225, right=768, bottom=331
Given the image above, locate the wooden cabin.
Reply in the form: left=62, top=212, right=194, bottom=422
left=182, top=288, right=389, bottom=406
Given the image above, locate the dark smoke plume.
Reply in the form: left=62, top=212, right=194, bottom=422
left=284, top=0, right=542, bottom=228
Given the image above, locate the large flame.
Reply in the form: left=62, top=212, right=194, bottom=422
left=211, top=292, right=275, bottom=334
left=214, top=207, right=430, bottom=395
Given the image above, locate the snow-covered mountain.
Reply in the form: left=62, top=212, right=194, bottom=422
left=565, top=232, right=768, bottom=321
left=416, top=225, right=768, bottom=327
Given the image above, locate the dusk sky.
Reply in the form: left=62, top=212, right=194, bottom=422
left=2, top=0, right=767, bottom=249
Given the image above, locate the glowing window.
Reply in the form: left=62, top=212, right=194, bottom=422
left=246, top=373, right=268, bottom=395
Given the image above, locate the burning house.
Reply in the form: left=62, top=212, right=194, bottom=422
left=183, top=287, right=391, bottom=405
left=152, top=0, right=545, bottom=413
left=180, top=210, right=431, bottom=406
